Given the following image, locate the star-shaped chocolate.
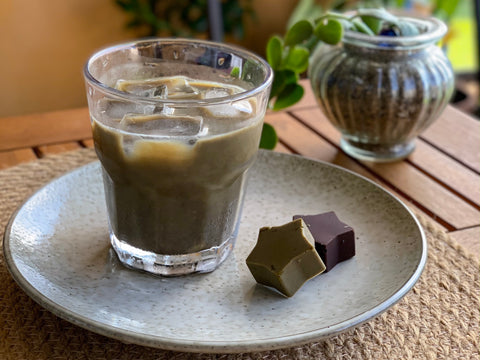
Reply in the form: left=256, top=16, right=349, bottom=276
left=293, top=212, right=355, bottom=272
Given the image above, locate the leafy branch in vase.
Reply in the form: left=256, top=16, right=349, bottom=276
left=266, top=8, right=426, bottom=111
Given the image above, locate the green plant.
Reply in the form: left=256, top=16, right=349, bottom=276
left=262, top=0, right=459, bottom=148
left=261, top=1, right=463, bottom=149
left=115, top=0, right=254, bottom=39
left=267, top=0, right=462, bottom=111
left=267, top=7, right=441, bottom=113
left=259, top=6, right=447, bottom=150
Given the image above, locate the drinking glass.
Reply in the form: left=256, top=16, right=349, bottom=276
left=84, top=39, right=273, bottom=276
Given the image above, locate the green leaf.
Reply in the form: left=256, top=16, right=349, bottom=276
left=283, top=46, right=310, bottom=73
left=314, top=18, right=344, bottom=45
left=352, top=18, right=375, bottom=35
left=270, top=69, right=298, bottom=99
left=270, top=71, right=285, bottom=99
left=314, top=12, right=350, bottom=23
left=266, top=36, right=283, bottom=70
left=284, top=20, right=314, bottom=46
left=360, top=15, right=383, bottom=34
left=273, top=83, right=304, bottom=111
left=314, top=12, right=352, bottom=32
left=355, top=8, right=399, bottom=24
left=280, top=69, right=298, bottom=85
left=259, top=123, right=278, bottom=149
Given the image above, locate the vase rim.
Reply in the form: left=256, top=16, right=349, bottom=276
left=343, top=14, right=447, bottom=49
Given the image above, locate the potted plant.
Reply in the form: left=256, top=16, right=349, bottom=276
left=265, top=8, right=454, bottom=161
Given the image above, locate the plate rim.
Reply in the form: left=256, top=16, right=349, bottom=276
left=2, top=150, right=427, bottom=353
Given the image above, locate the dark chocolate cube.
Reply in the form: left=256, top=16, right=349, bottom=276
left=293, top=212, right=355, bottom=272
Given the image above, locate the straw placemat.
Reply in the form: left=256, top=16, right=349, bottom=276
left=0, top=149, right=478, bottom=360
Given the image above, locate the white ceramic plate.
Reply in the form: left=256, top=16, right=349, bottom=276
left=3, top=150, right=426, bottom=353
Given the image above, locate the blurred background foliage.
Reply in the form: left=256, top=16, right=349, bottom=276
left=114, top=0, right=476, bottom=74
left=4, top=0, right=472, bottom=118
left=115, top=0, right=477, bottom=116
left=115, top=0, right=255, bottom=40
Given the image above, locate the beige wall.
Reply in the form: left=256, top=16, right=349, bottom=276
left=0, top=0, right=296, bottom=117
left=0, top=0, right=138, bottom=117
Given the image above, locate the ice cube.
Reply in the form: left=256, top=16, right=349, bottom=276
left=142, top=85, right=167, bottom=98
left=142, top=103, right=173, bottom=116
left=161, top=104, right=175, bottom=116
left=165, top=77, right=201, bottom=99
left=202, top=99, right=254, bottom=119
left=97, top=99, right=138, bottom=120
left=203, top=88, right=232, bottom=100
left=142, top=104, right=157, bottom=115
left=116, top=76, right=203, bottom=100
left=203, top=104, right=240, bottom=118
left=115, top=79, right=168, bottom=99
left=232, top=100, right=253, bottom=114
left=119, top=114, right=203, bottom=137
left=163, top=76, right=190, bottom=91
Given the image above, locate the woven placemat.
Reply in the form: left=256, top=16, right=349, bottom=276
left=0, top=149, right=478, bottom=360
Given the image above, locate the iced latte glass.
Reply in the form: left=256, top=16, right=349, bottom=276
left=84, top=39, right=272, bottom=276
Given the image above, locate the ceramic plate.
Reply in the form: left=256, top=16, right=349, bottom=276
left=3, top=150, right=426, bottom=353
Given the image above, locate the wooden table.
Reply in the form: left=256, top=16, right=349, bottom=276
left=1, top=81, right=479, bottom=259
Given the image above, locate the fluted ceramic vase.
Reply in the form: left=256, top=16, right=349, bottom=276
left=309, top=15, right=454, bottom=162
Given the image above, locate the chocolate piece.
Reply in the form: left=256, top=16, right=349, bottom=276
left=293, top=212, right=355, bottom=272
left=246, top=219, right=326, bottom=297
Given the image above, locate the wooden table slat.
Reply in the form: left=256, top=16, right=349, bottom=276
left=365, top=161, right=480, bottom=230
left=0, top=107, right=91, bottom=152
left=265, top=113, right=339, bottom=161
left=285, top=109, right=480, bottom=230
left=294, top=107, right=480, bottom=209
left=80, top=139, right=95, bottom=148
left=0, top=149, right=37, bottom=170
left=420, top=106, right=480, bottom=173
left=37, top=142, right=84, bottom=156
left=408, top=141, right=480, bottom=207
left=272, top=141, right=292, bottom=154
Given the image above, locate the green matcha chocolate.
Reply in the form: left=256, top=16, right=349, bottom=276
left=246, top=219, right=326, bottom=297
